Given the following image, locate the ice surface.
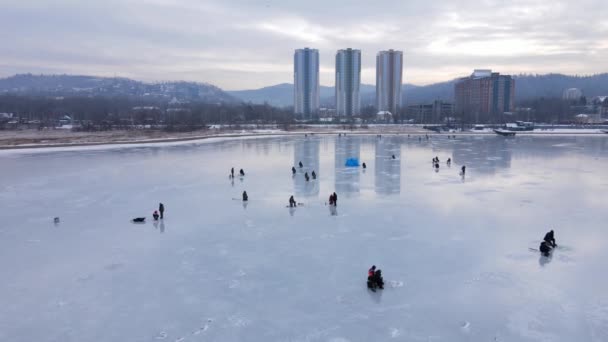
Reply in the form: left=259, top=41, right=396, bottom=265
left=1, top=135, right=608, bottom=341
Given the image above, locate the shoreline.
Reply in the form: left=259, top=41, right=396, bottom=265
left=0, top=128, right=606, bottom=150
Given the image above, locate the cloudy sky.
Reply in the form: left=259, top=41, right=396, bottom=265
left=0, top=0, right=606, bottom=90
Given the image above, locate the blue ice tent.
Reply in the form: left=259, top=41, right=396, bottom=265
left=345, top=158, right=360, bottom=167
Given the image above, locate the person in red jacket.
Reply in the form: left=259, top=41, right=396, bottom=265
left=368, top=265, right=376, bottom=278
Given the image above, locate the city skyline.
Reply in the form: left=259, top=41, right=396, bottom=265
left=0, top=1, right=606, bottom=90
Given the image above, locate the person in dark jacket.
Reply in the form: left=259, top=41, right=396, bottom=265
left=132, top=217, right=146, bottom=223
left=159, top=203, right=165, bottom=219
left=292, top=166, right=296, bottom=175
left=231, top=167, right=234, bottom=178
left=447, top=158, right=451, bottom=166
left=373, top=270, right=384, bottom=289
left=240, top=169, right=245, bottom=176
left=242, top=191, right=248, bottom=201
left=299, top=161, right=303, bottom=168
left=461, top=165, right=466, bottom=175
left=362, top=162, right=367, bottom=169
left=333, top=192, right=338, bottom=206
left=328, top=194, right=334, bottom=206
left=289, top=195, right=297, bottom=207
left=543, top=230, right=556, bottom=247
left=153, top=210, right=159, bottom=221
left=392, top=155, right=396, bottom=159
left=305, top=172, right=310, bottom=181
left=539, top=240, right=553, bottom=257
left=311, top=171, right=317, bottom=179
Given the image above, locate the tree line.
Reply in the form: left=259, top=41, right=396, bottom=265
left=0, top=95, right=295, bottom=131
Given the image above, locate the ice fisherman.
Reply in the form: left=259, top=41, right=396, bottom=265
left=539, top=240, right=553, bottom=257
left=240, top=169, right=245, bottom=176
left=231, top=167, right=234, bottom=178
left=153, top=210, right=159, bottom=221
left=305, top=172, right=310, bottom=182
left=159, top=203, right=165, bottom=219
left=392, top=155, right=396, bottom=159
left=368, top=265, right=376, bottom=278
left=362, top=162, right=367, bottom=169
left=289, top=195, right=297, bottom=208
left=447, top=158, right=451, bottom=166
left=461, top=165, right=466, bottom=175
left=333, top=192, right=338, bottom=206
left=299, top=161, right=303, bottom=168
left=367, top=269, right=384, bottom=291
left=311, top=170, right=317, bottom=179
left=292, top=166, right=296, bottom=175
left=242, top=191, right=248, bottom=201
left=543, top=230, right=556, bottom=247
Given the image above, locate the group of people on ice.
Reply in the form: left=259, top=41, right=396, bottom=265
left=367, top=265, right=384, bottom=292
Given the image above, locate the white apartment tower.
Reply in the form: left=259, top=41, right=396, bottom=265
left=294, top=48, right=320, bottom=119
left=335, top=48, right=361, bottom=117
left=376, top=49, right=403, bottom=116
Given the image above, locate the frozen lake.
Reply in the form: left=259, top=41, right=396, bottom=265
left=1, top=134, right=608, bottom=342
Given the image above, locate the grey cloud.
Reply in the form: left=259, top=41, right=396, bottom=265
left=0, top=0, right=606, bottom=89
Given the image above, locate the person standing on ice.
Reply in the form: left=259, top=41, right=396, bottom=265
left=159, top=203, right=165, bottom=219
left=240, top=169, right=245, bottom=176
left=543, top=230, right=557, bottom=247
left=289, top=195, right=297, bottom=208
left=333, top=192, right=338, bottom=206
left=461, top=165, right=466, bottom=175
left=231, top=167, right=234, bottom=178
left=242, top=191, right=248, bottom=201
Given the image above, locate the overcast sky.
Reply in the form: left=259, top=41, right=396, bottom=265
left=0, top=0, right=606, bottom=90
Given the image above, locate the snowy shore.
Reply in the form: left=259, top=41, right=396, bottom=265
left=0, top=126, right=605, bottom=149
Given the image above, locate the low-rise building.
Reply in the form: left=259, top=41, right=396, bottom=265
left=407, top=100, right=454, bottom=123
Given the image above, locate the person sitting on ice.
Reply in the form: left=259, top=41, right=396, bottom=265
left=447, top=158, right=451, bottom=166
left=153, top=210, right=159, bottom=221
left=239, top=169, right=245, bottom=176
left=362, top=162, right=367, bottom=169
left=434, top=162, right=439, bottom=169
left=299, top=161, right=303, bottom=168
left=242, top=191, right=248, bottom=202
left=392, top=155, right=396, bottom=159
left=539, top=240, right=553, bottom=257
left=543, top=230, right=556, bottom=247
left=373, top=270, right=384, bottom=289
left=289, top=195, right=297, bottom=208
left=311, top=170, right=317, bottom=180
left=305, top=172, right=310, bottom=182
left=292, top=166, right=296, bottom=175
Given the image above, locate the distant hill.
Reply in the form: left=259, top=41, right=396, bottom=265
left=229, top=74, right=608, bottom=107
left=0, top=74, right=237, bottom=103
left=229, top=83, right=376, bottom=107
